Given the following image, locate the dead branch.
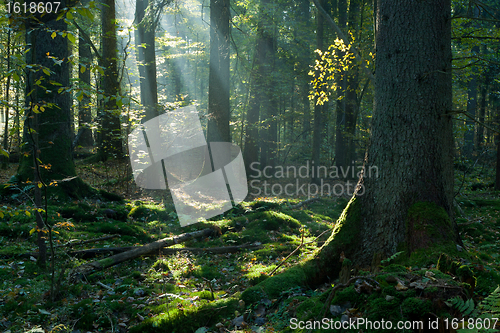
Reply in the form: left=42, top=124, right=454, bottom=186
left=65, top=243, right=263, bottom=259
left=68, top=227, right=218, bottom=282
left=57, top=234, right=121, bottom=248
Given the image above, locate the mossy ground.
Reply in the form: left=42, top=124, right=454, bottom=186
left=0, top=160, right=499, bottom=332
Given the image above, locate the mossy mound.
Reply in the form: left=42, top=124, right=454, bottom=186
left=129, top=297, right=239, bottom=333
left=128, top=204, right=170, bottom=221
left=241, top=266, right=307, bottom=303
left=59, top=203, right=95, bottom=222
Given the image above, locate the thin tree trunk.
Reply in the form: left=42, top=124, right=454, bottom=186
left=311, top=0, right=325, bottom=185
left=207, top=0, right=230, bottom=143
left=78, top=10, right=94, bottom=147
left=98, top=0, right=123, bottom=159
left=1, top=29, right=11, bottom=169
left=135, top=0, right=159, bottom=121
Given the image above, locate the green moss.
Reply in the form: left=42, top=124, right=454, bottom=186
left=129, top=297, right=239, bottom=333
left=71, top=299, right=97, bottom=330
left=401, top=297, right=432, bottom=318
left=383, top=264, right=408, bottom=273
left=191, top=265, right=223, bottom=280
left=366, top=297, right=401, bottom=322
left=98, top=189, right=123, bottom=202
left=332, top=285, right=367, bottom=306
left=244, top=264, right=275, bottom=285
left=308, top=197, right=362, bottom=284
left=241, top=266, right=307, bottom=303
left=404, top=201, right=461, bottom=260
left=295, top=297, right=324, bottom=321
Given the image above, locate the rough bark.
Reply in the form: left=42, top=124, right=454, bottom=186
left=78, top=12, right=94, bottom=147
left=257, top=0, right=277, bottom=169
left=1, top=29, right=11, bottom=169
left=310, top=0, right=460, bottom=284
left=207, top=0, right=230, bottom=143
left=135, top=0, right=159, bottom=121
left=17, top=4, right=92, bottom=198
left=241, top=1, right=461, bottom=297
left=311, top=0, right=325, bottom=185
left=335, top=0, right=361, bottom=174
left=243, top=70, right=260, bottom=177
left=98, top=0, right=123, bottom=159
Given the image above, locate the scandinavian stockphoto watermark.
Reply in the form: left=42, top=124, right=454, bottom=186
left=248, top=161, right=378, bottom=198
left=128, top=105, right=248, bottom=227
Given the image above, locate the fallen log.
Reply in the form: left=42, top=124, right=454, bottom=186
left=68, top=227, right=218, bottom=282
left=66, top=243, right=262, bottom=259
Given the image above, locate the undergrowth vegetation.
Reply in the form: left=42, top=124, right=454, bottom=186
left=0, top=160, right=499, bottom=332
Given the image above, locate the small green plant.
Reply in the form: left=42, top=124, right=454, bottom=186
left=446, top=297, right=475, bottom=317
left=381, top=251, right=405, bottom=266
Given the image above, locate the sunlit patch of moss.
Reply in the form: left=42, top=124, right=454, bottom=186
left=190, top=265, right=223, bottom=280
left=241, top=266, right=307, bottom=303
left=244, top=263, right=275, bottom=285
left=128, top=204, right=170, bottom=221
left=129, top=297, right=239, bottom=333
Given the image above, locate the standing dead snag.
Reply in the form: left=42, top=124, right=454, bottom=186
left=68, top=227, right=218, bottom=282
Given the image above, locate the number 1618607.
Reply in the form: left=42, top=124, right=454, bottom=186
left=6, top=2, right=61, bottom=14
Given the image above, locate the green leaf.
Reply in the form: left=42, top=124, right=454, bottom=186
left=66, top=11, right=74, bottom=20
left=42, top=68, right=50, bottom=76
left=0, top=148, right=8, bottom=158
left=12, top=73, right=19, bottom=82
left=67, top=32, right=76, bottom=44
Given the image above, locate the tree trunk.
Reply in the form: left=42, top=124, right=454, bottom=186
left=17, top=6, right=91, bottom=198
left=243, top=69, right=260, bottom=177
left=257, top=0, right=277, bottom=169
left=311, top=0, right=325, bottom=185
left=98, top=0, right=123, bottom=159
left=1, top=29, right=11, bottom=169
left=207, top=0, right=230, bottom=143
left=78, top=12, right=94, bottom=147
left=309, top=0, right=460, bottom=284
left=135, top=0, right=159, bottom=121
left=464, top=61, right=477, bottom=158
left=335, top=0, right=360, bottom=175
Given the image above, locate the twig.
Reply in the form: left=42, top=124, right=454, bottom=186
left=202, top=277, right=215, bottom=300
left=57, top=234, right=120, bottom=248
left=96, top=281, right=114, bottom=291
left=269, top=228, right=331, bottom=277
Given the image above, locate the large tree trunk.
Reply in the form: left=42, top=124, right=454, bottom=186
left=309, top=0, right=460, bottom=284
left=207, top=0, right=230, bottom=143
left=98, top=0, right=123, bottom=159
left=17, top=4, right=91, bottom=198
left=242, top=1, right=462, bottom=300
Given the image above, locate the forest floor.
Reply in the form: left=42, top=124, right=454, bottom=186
left=0, top=160, right=499, bottom=332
